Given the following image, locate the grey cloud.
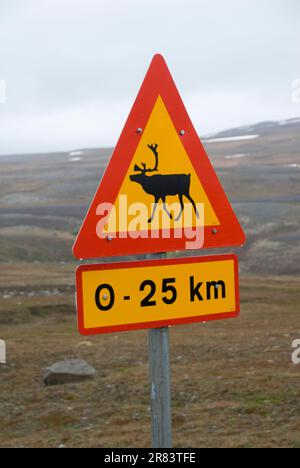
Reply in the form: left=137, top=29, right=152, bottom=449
left=0, top=0, right=299, bottom=154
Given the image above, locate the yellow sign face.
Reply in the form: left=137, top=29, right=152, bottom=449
left=76, top=255, right=239, bottom=335
left=105, top=95, right=219, bottom=234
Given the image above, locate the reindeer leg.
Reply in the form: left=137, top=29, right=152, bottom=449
left=162, top=197, right=173, bottom=220
left=148, top=197, right=159, bottom=223
left=185, top=194, right=199, bottom=218
left=175, top=194, right=185, bottom=221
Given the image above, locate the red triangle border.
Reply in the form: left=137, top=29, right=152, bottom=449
left=73, top=54, right=246, bottom=259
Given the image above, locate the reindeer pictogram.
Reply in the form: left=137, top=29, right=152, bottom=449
left=130, top=143, right=199, bottom=223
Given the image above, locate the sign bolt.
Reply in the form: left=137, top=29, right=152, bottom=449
left=212, top=228, right=218, bottom=235
left=102, top=294, right=108, bottom=301
left=107, top=235, right=113, bottom=242
left=179, top=129, right=185, bottom=136
left=136, top=128, right=143, bottom=134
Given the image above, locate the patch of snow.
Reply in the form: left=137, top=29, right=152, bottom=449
left=203, top=134, right=259, bottom=143
left=202, top=131, right=217, bottom=139
left=69, top=157, right=82, bottom=162
left=69, top=151, right=83, bottom=156
left=289, top=163, right=300, bottom=169
left=225, top=153, right=247, bottom=160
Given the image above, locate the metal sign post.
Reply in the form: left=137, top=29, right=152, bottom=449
left=148, top=251, right=172, bottom=449
left=149, top=326, right=172, bottom=448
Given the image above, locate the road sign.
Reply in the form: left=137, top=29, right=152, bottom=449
left=76, top=254, right=239, bottom=335
left=73, top=54, right=245, bottom=260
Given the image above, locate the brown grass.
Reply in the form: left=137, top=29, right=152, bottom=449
left=0, top=271, right=299, bottom=448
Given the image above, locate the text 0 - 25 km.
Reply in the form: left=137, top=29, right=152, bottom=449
left=76, top=254, right=240, bottom=335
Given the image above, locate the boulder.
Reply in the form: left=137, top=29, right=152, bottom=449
left=44, top=359, right=96, bottom=386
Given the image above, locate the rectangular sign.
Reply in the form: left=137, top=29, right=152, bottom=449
left=76, top=254, right=239, bottom=335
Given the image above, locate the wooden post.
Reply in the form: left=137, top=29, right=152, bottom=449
left=148, top=326, right=172, bottom=448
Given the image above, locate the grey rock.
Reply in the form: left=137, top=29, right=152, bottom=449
left=43, top=359, right=96, bottom=386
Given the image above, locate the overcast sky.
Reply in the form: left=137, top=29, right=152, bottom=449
left=0, top=0, right=299, bottom=155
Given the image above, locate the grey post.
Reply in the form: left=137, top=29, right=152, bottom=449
left=148, top=326, right=172, bottom=448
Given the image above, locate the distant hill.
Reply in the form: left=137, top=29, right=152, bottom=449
left=203, top=116, right=300, bottom=139
left=0, top=117, right=299, bottom=274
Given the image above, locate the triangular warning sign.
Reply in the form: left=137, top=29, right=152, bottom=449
left=73, top=54, right=246, bottom=260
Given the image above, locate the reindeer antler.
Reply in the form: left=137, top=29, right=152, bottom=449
left=148, top=143, right=158, bottom=155
left=134, top=143, right=159, bottom=173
